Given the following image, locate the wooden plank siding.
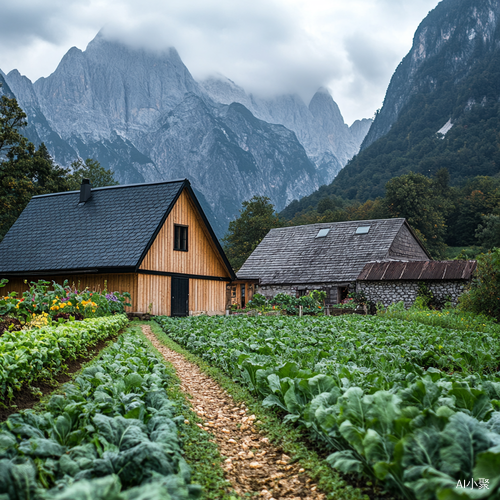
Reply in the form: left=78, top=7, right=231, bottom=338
left=137, top=274, right=170, bottom=316
left=139, top=189, right=230, bottom=278
left=3, top=274, right=138, bottom=312
left=137, top=275, right=228, bottom=316
left=190, top=279, right=228, bottom=315
left=137, top=188, right=232, bottom=315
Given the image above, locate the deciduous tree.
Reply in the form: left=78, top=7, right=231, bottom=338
left=67, top=158, right=118, bottom=190
left=385, top=171, right=452, bottom=257
left=222, top=196, right=284, bottom=271
left=0, top=95, right=70, bottom=240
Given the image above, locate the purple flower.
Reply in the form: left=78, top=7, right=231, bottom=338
left=105, top=293, right=119, bottom=302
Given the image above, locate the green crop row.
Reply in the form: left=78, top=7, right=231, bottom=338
left=0, top=331, right=201, bottom=500
left=155, top=315, right=500, bottom=500
left=0, top=315, right=129, bottom=399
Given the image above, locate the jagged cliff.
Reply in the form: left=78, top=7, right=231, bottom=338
left=279, top=0, right=500, bottom=213
left=319, top=0, right=500, bottom=202
left=362, top=0, right=500, bottom=149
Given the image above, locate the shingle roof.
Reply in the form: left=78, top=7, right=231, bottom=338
left=0, top=180, right=188, bottom=274
left=237, top=218, right=425, bottom=284
left=357, top=260, right=477, bottom=281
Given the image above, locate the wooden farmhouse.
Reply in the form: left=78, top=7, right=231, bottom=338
left=236, top=218, right=433, bottom=304
left=0, top=179, right=235, bottom=316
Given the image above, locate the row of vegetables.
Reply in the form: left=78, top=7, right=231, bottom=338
left=0, top=315, right=129, bottom=399
left=0, top=331, right=201, bottom=500
left=155, top=314, right=500, bottom=500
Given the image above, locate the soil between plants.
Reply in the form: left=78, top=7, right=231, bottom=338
left=0, top=334, right=119, bottom=421
left=142, top=324, right=327, bottom=500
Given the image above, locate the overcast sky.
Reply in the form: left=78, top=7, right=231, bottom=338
left=0, top=0, right=440, bottom=125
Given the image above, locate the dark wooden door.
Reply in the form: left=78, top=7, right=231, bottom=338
left=171, top=278, right=189, bottom=317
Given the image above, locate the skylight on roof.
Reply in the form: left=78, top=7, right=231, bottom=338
left=355, top=226, right=370, bottom=235
left=315, top=228, right=330, bottom=238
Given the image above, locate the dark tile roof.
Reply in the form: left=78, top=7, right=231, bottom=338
left=0, top=180, right=187, bottom=274
left=237, top=218, right=420, bottom=284
left=357, top=260, right=477, bottom=281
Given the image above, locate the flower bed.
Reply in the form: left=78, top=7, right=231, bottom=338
left=0, top=279, right=131, bottom=334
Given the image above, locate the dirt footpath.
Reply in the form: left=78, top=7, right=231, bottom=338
left=142, top=325, right=326, bottom=500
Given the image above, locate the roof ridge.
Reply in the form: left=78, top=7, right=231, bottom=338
left=270, top=218, right=406, bottom=231
left=32, top=179, right=188, bottom=199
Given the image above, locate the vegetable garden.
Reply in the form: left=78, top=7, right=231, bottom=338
left=2, top=274, right=500, bottom=499
left=155, top=314, right=500, bottom=500
left=0, top=279, right=131, bottom=407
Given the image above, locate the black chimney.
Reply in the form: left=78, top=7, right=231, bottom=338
left=79, top=178, right=92, bottom=203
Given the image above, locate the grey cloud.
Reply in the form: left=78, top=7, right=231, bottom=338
left=0, top=0, right=81, bottom=46
left=0, top=0, right=442, bottom=124
left=101, top=0, right=343, bottom=102
left=344, top=33, right=400, bottom=84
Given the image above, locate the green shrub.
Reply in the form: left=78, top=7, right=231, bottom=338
left=459, top=248, right=500, bottom=320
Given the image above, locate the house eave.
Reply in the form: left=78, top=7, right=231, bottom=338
left=0, top=266, right=137, bottom=277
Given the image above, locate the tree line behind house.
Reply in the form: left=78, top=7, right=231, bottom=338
left=224, top=168, right=500, bottom=270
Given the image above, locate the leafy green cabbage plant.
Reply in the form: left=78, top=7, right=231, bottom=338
left=0, top=333, right=201, bottom=500
left=0, top=315, right=128, bottom=399
left=155, top=315, right=500, bottom=499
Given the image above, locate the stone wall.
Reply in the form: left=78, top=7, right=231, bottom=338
left=357, top=280, right=467, bottom=308
left=258, top=282, right=355, bottom=303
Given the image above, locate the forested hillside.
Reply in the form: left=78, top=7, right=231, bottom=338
left=288, top=0, right=500, bottom=205
left=330, top=50, right=500, bottom=201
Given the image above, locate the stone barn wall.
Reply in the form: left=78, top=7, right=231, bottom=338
left=357, top=280, right=467, bottom=308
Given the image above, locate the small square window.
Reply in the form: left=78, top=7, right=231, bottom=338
left=174, top=225, right=188, bottom=251
left=355, top=226, right=370, bottom=234
left=315, top=228, right=330, bottom=238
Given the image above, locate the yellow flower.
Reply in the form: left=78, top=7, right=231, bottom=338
left=438, top=345, right=443, bottom=349
left=67, top=302, right=72, bottom=306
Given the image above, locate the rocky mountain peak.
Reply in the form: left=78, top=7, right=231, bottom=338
left=3, top=32, right=372, bottom=235
left=309, top=87, right=348, bottom=136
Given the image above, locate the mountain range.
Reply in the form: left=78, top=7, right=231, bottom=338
left=289, top=0, right=500, bottom=209
left=0, top=34, right=371, bottom=236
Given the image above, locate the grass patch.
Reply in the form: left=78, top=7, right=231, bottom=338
left=131, top=322, right=239, bottom=500
left=148, top=320, right=373, bottom=500
left=379, top=304, right=500, bottom=334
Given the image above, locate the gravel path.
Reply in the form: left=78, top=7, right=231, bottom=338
left=142, top=325, right=326, bottom=500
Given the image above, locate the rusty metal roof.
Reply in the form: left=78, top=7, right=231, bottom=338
left=357, top=260, right=477, bottom=281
